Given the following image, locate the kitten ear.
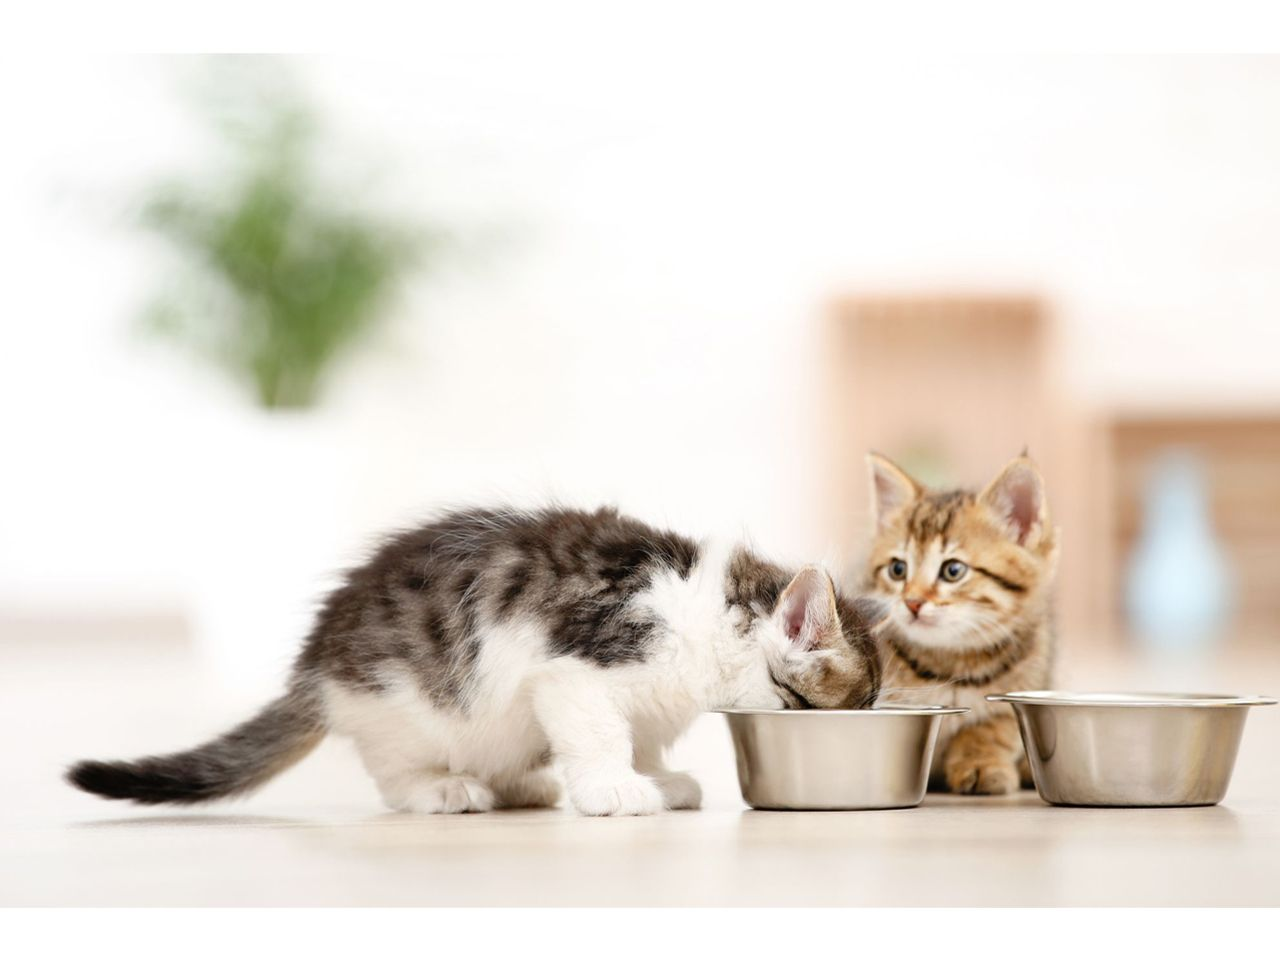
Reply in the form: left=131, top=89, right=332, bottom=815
left=867, top=453, right=920, bottom=530
left=980, top=455, right=1047, bottom=547
left=774, top=566, right=843, bottom=652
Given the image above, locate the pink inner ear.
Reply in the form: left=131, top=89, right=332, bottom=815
left=778, top=567, right=839, bottom=651
left=873, top=469, right=912, bottom=519
left=1003, top=471, right=1041, bottom=544
left=784, top=601, right=808, bottom=644
left=873, top=472, right=897, bottom=506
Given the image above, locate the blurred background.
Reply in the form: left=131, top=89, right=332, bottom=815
left=3, top=53, right=1280, bottom=699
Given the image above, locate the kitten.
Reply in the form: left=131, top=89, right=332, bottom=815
left=863, top=453, right=1058, bottom=795
left=69, top=506, right=882, bottom=816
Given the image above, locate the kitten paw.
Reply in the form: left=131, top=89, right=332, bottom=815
left=653, top=771, right=702, bottom=810
left=946, top=759, right=1019, bottom=796
left=396, top=774, right=495, bottom=814
left=569, top=773, right=664, bottom=816
left=494, top=767, right=563, bottom=809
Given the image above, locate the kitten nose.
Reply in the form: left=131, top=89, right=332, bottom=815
left=904, top=596, right=925, bottom=617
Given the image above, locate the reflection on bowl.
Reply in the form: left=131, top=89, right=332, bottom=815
left=718, top=705, right=968, bottom=811
left=988, top=691, right=1278, bottom=807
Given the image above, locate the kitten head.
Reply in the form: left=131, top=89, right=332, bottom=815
left=748, top=562, right=884, bottom=709
left=864, top=452, right=1059, bottom=650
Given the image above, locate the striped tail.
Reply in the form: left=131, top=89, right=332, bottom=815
left=66, top=689, right=326, bottom=805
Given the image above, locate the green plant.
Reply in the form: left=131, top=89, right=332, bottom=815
left=139, top=59, right=428, bottom=409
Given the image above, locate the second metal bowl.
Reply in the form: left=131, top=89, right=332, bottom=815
left=719, top=705, right=968, bottom=810
left=989, top=691, right=1277, bottom=807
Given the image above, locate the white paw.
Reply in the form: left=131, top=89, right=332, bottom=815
left=654, top=771, right=702, bottom=810
left=397, top=774, right=495, bottom=814
left=569, top=773, right=664, bottom=816
left=494, top=768, right=563, bottom=809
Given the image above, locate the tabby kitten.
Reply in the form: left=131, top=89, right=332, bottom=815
left=863, top=453, right=1058, bottom=794
left=70, top=506, right=881, bottom=816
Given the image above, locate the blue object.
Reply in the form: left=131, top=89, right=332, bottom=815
left=1125, top=449, right=1231, bottom=650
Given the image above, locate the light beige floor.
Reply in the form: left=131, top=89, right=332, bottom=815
left=2, top=631, right=1279, bottom=906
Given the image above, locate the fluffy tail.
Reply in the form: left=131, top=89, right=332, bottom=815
left=66, top=688, right=326, bottom=805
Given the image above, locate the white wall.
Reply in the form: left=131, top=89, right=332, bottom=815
left=4, top=54, right=1280, bottom=681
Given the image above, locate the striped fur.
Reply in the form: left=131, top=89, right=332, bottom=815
left=862, top=453, right=1058, bottom=794
left=67, top=506, right=882, bottom=815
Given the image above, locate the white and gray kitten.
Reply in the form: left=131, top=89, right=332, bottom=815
left=70, top=506, right=882, bottom=816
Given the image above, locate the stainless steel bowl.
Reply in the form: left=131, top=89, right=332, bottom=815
left=719, top=705, right=968, bottom=810
left=989, top=691, right=1278, bottom=807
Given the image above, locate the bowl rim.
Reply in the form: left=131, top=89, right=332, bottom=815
left=715, top=704, right=970, bottom=717
left=987, top=690, right=1278, bottom=708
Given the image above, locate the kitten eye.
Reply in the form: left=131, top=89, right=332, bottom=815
left=940, top=559, right=968, bottom=582
left=887, top=559, right=908, bottom=581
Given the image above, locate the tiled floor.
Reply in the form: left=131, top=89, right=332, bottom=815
left=3, top=632, right=1278, bottom=906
